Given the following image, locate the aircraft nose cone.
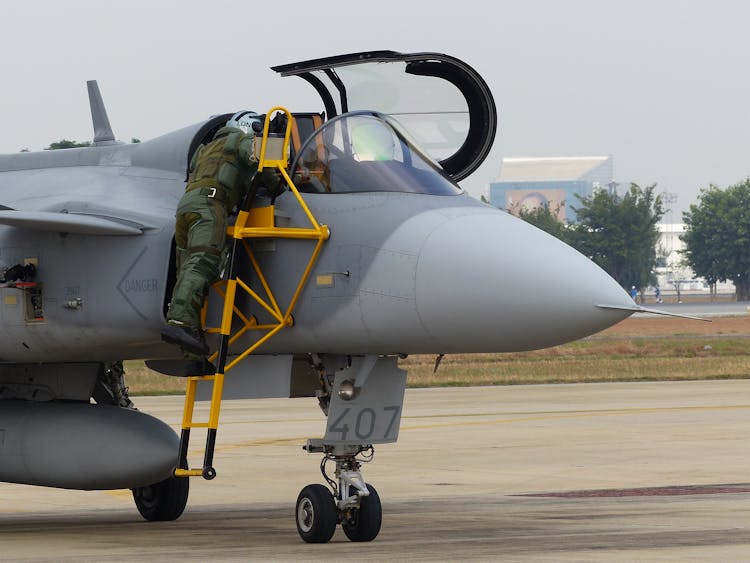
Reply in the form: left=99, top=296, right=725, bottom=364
left=415, top=211, right=634, bottom=352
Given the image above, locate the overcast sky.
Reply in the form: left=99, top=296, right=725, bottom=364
left=3, top=0, right=748, bottom=218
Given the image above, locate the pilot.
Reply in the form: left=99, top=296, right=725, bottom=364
left=161, top=111, right=264, bottom=370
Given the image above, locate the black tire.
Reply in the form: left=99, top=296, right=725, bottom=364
left=342, top=483, right=382, bottom=542
left=132, top=476, right=189, bottom=521
left=295, top=484, right=337, bottom=543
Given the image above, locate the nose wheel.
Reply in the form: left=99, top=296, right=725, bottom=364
left=295, top=484, right=337, bottom=543
left=296, top=441, right=382, bottom=543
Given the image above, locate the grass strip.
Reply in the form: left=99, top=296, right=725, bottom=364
left=123, top=335, right=750, bottom=396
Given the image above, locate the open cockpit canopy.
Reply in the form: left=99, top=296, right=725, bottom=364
left=273, top=50, right=497, bottom=182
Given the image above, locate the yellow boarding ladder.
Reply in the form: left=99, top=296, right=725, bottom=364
left=174, top=107, right=329, bottom=479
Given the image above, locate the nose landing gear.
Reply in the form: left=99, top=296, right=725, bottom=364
left=294, top=355, right=404, bottom=543
left=295, top=440, right=382, bottom=543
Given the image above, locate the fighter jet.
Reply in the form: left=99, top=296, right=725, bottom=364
left=0, top=51, right=641, bottom=543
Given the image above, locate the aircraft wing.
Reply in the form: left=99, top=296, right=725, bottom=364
left=0, top=210, right=144, bottom=235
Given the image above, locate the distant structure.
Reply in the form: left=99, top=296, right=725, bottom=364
left=655, top=223, right=697, bottom=290
left=655, top=223, right=733, bottom=293
left=489, top=156, right=614, bottom=222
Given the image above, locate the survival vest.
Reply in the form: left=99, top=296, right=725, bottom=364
left=186, top=127, right=257, bottom=210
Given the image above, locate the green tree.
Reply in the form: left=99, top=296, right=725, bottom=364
left=45, top=139, right=90, bottom=150
left=682, top=179, right=750, bottom=300
left=516, top=202, right=571, bottom=243
left=570, top=183, right=664, bottom=291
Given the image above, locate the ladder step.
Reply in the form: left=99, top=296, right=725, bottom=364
left=189, top=374, right=216, bottom=380
left=174, top=468, right=204, bottom=478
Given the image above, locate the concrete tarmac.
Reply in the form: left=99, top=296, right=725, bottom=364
left=1, top=380, right=750, bottom=561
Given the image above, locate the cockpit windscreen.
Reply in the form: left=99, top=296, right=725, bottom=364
left=291, top=112, right=462, bottom=196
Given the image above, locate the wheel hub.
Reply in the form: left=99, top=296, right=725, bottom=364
left=297, top=498, right=314, bottom=532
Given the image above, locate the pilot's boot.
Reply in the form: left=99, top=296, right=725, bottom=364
left=103, top=361, right=136, bottom=410
left=161, top=320, right=209, bottom=356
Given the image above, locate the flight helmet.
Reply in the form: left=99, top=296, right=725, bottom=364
left=226, top=111, right=263, bottom=134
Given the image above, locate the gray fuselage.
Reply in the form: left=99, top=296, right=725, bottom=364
left=0, top=121, right=634, bottom=363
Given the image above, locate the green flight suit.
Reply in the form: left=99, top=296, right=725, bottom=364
left=166, top=126, right=259, bottom=329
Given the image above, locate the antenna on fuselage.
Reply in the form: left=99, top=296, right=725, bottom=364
left=86, top=80, right=119, bottom=146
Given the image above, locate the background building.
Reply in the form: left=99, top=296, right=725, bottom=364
left=655, top=223, right=734, bottom=294
left=489, top=156, right=614, bottom=222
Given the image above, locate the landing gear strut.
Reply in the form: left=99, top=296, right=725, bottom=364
left=295, top=441, right=382, bottom=543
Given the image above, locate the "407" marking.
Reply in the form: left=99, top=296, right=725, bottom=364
left=327, top=405, right=401, bottom=441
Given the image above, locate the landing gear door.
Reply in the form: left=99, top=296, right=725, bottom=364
left=324, top=356, right=407, bottom=445
left=272, top=50, right=497, bottom=182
